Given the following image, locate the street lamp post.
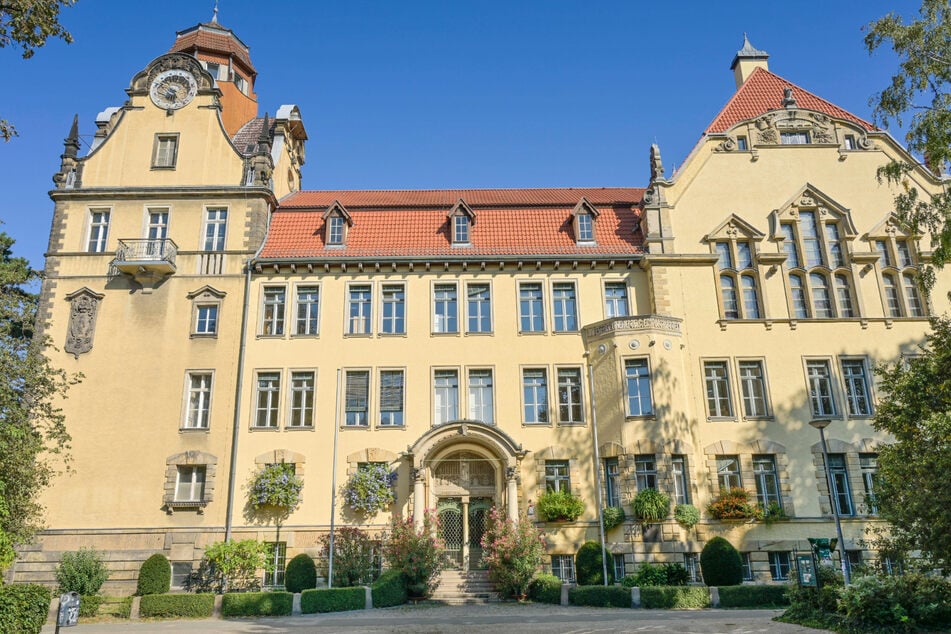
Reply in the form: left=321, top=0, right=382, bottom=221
left=809, top=418, right=851, bottom=586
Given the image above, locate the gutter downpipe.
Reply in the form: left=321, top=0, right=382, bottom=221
left=224, top=259, right=253, bottom=542
left=587, top=356, right=609, bottom=586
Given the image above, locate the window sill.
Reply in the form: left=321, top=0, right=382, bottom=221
left=465, top=331, right=494, bottom=336
left=344, top=333, right=373, bottom=338
left=290, top=334, right=320, bottom=339
left=742, top=416, right=774, bottom=422
left=518, top=331, right=548, bottom=336
left=190, top=333, right=218, bottom=339
left=378, top=332, right=407, bottom=338
left=376, top=425, right=406, bottom=430
left=150, top=165, right=178, bottom=171
left=431, top=331, right=461, bottom=337
left=340, top=424, right=371, bottom=430
left=285, top=425, right=314, bottom=431
left=706, top=417, right=738, bottom=423
left=551, top=330, right=580, bottom=335
left=522, top=422, right=554, bottom=428
left=625, top=415, right=657, bottom=421
left=558, top=421, right=587, bottom=427
left=165, top=500, right=207, bottom=514
left=179, top=427, right=210, bottom=433
left=249, top=426, right=281, bottom=432
left=256, top=334, right=286, bottom=340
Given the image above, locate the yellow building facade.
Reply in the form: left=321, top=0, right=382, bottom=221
left=11, top=25, right=948, bottom=593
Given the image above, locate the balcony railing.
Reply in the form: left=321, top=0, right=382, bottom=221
left=112, top=239, right=178, bottom=289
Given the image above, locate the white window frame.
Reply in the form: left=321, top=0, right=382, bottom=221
left=839, top=356, right=873, bottom=417
left=452, top=214, right=470, bottom=245
left=433, top=367, right=460, bottom=425
left=769, top=552, right=791, bottom=581
left=380, top=283, right=406, bottom=335
left=805, top=358, right=838, bottom=418
left=87, top=208, right=111, bottom=253
left=260, top=286, right=286, bottom=336
left=781, top=212, right=856, bottom=320
left=194, top=303, right=219, bottom=336
left=551, top=554, right=575, bottom=583
left=152, top=133, right=180, bottom=169
left=467, top=367, right=494, bottom=424
left=182, top=371, right=213, bottom=430
left=379, top=368, right=405, bottom=427
left=293, top=284, right=320, bottom=336
left=521, top=366, right=549, bottom=424
left=716, top=455, right=742, bottom=490
left=343, top=369, right=371, bottom=427
left=555, top=365, right=584, bottom=424
left=736, top=358, right=770, bottom=418
left=287, top=369, right=316, bottom=428
left=624, top=357, right=653, bottom=417
left=175, top=465, right=206, bottom=502
left=551, top=281, right=579, bottom=332
left=671, top=455, right=690, bottom=505
left=326, top=214, right=346, bottom=245
left=713, top=238, right=762, bottom=320
left=432, top=282, right=459, bottom=334
left=346, top=283, right=373, bottom=336
left=603, top=281, right=629, bottom=318
left=517, top=281, right=546, bottom=333
left=702, top=359, right=734, bottom=419
left=203, top=207, right=228, bottom=252
left=465, top=282, right=492, bottom=334
left=253, top=370, right=282, bottom=429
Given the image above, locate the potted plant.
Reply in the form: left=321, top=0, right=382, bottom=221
left=706, top=487, right=758, bottom=521
left=536, top=489, right=584, bottom=522
left=674, top=503, right=701, bottom=529
left=601, top=506, right=626, bottom=531
left=631, top=489, right=670, bottom=522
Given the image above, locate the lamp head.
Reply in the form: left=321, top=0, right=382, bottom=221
left=809, top=419, right=832, bottom=430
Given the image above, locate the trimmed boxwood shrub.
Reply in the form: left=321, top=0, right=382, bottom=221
left=284, top=553, right=317, bottom=593
left=699, top=536, right=743, bottom=587
left=641, top=586, right=711, bottom=609
left=300, top=587, right=365, bottom=613
left=717, top=585, right=789, bottom=608
left=98, top=596, right=133, bottom=619
left=371, top=569, right=407, bottom=608
left=0, top=584, right=52, bottom=634
left=575, top=541, right=613, bottom=585
left=221, top=591, right=293, bottom=617
left=569, top=585, right=631, bottom=608
left=136, top=553, right=171, bottom=595
left=79, top=594, right=103, bottom=617
left=139, top=593, right=215, bottom=618
left=528, top=573, right=562, bottom=604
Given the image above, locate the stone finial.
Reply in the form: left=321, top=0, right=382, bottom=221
left=63, top=114, right=80, bottom=159
left=649, top=143, right=664, bottom=181
left=731, top=34, right=769, bottom=89
left=782, top=87, right=797, bottom=108
left=257, top=112, right=272, bottom=153
left=212, top=0, right=219, bottom=23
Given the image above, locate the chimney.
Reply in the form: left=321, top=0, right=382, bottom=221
left=731, top=34, right=769, bottom=90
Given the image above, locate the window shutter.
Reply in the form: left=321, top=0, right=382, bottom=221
left=380, top=371, right=403, bottom=410
left=345, top=371, right=369, bottom=411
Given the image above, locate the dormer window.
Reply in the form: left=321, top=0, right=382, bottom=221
left=328, top=216, right=344, bottom=245
left=577, top=212, right=594, bottom=242
left=447, top=199, right=476, bottom=246
left=781, top=131, right=810, bottom=145
left=571, top=198, right=600, bottom=244
left=322, top=201, right=352, bottom=247
left=453, top=215, right=470, bottom=244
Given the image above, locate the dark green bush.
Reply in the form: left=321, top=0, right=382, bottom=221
left=284, top=553, right=317, bottom=593
left=536, top=490, right=584, bottom=521
left=699, top=536, right=743, bottom=586
left=717, top=585, right=789, bottom=608
left=98, top=596, right=133, bottom=619
left=602, top=506, right=626, bottom=531
left=528, top=573, right=562, bottom=604
left=838, top=572, right=951, bottom=633
left=778, top=566, right=842, bottom=630
left=371, top=569, right=407, bottom=607
left=631, top=489, right=670, bottom=522
left=621, top=563, right=666, bottom=587
left=0, top=584, right=52, bottom=634
left=575, top=541, right=613, bottom=585
left=221, top=591, right=293, bottom=617
left=662, top=563, right=689, bottom=586
left=641, top=586, right=711, bottom=609
left=136, top=553, right=171, bottom=596
left=569, top=585, right=631, bottom=608
left=300, top=587, right=365, bottom=613
left=79, top=594, right=103, bottom=617
left=139, top=593, right=215, bottom=618
left=55, top=548, right=110, bottom=595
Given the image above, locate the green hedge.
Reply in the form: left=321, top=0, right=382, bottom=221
left=718, top=585, right=789, bottom=608
left=79, top=594, right=103, bottom=617
left=139, top=593, right=215, bottom=618
left=98, top=596, right=133, bottom=619
left=371, top=570, right=407, bottom=608
left=0, top=584, right=52, bottom=634
left=221, top=591, right=293, bottom=617
left=569, top=585, right=631, bottom=608
left=136, top=554, right=171, bottom=596
left=300, top=586, right=365, bottom=614
left=528, top=574, right=562, bottom=604
left=641, top=586, right=711, bottom=609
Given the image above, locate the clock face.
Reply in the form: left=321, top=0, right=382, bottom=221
left=149, top=69, right=198, bottom=110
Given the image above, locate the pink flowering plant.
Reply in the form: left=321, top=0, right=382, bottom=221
left=480, top=507, right=546, bottom=599
left=342, top=463, right=397, bottom=515
left=381, top=512, right=448, bottom=597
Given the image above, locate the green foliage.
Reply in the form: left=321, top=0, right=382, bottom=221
left=0, top=583, right=52, bottom=634
left=97, top=596, right=132, bottom=619
left=620, top=562, right=688, bottom=587
left=381, top=512, right=447, bottom=597
left=139, top=593, right=214, bottom=618
left=247, top=463, right=303, bottom=530
left=601, top=506, right=626, bottom=531
left=674, top=504, right=700, bottom=529
left=778, top=566, right=843, bottom=630
left=480, top=508, right=546, bottom=598
left=575, top=541, right=613, bottom=586
left=136, top=553, right=171, bottom=596
left=640, top=586, right=711, bottom=609
left=78, top=594, right=102, bottom=617
left=221, top=591, right=293, bottom=617
left=536, top=490, right=584, bottom=522
left=699, top=537, right=743, bottom=587
left=568, top=585, right=630, bottom=607
left=838, top=572, right=951, bottom=633
left=201, top=539, right=270, bottom=593
left=706, top=488, right=758, bottom=520
left=341, top=462, right=396, bottom=515
left=370, top=569, right=408, bottom=607
left=321, top=527, right=378, bottom=587
left=717, top=585, right=789, bottom=608
left=630, top=489, right=669, bottom=523
left=284, top=553, right=317, bottom=593
left=528, top=573, right=562, bottom=604
left=662, top=563, right=689, bottom=586
left=55, top=548, right=109, bottom=595
left=300, top=587, right=365, bottom=613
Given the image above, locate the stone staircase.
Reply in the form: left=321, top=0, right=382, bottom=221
left=430, top=569, right=499, bottom=604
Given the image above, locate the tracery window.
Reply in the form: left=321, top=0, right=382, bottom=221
left=871, top=228, right=926, bottom=318
left=705, top=216, right=765, bottom=321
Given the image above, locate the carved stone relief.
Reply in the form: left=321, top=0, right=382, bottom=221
left=65, top=288, right=105, bottom=358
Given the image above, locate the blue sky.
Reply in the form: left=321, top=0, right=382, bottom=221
left=0, top=0, right=917, bottom=267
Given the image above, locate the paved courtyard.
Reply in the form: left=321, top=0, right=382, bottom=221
left=44, top=604, right=821, bottom=633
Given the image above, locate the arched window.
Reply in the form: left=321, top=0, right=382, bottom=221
left=882, top=274, right=902, bottom=317
left=790, top=274, right=808, bottom=319
left=711, top=232, right=763, bottom=321
left=740, top=275, right=760, bottom=319
left=871, top=231, right=927, bottom=319
left=809, top=273, right=833, bottom=318
left=834, top=274, right=854, bottom=318
left=720, top=275, right=738, bottom=319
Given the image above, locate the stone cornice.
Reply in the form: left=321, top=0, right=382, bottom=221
left=252, top=254, right=644, bottom=275
left=639, top=253, right=720, bottom=268
left=49, top=186, right=277, bottom=205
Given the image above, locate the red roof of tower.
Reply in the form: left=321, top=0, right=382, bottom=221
left=169, top=22, right=256, bottom=74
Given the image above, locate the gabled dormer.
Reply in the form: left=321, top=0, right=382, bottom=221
left=768, top=184, right=858, bottom=242
left=447, top=199, right=475, bottom=246
left=571, top=197, right=600, bottom=244
left=323, top=200, right=352, bottom=247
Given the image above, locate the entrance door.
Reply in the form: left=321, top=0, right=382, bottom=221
left=437, top=498, right=464, bottom=568
left=438, top=497, right=494, bottom=570
left=468, top=498, right=491, bottom=570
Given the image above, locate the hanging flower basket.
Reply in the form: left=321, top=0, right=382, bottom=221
left=341, top=463, right=397, bottom=515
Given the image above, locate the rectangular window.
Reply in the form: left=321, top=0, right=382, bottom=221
left=344, top=370, right=370, bottom=427
left=635, top=455, right=657, bottom=491
left=153, top=134, right=179, bottom=168
left=875, top=240, right=893, bottom=267
left=860, top=453, right=879, bottom=514
left=752, top=455, right=782, bottom=512
left=806, top=360, right=837, bottom=417
left=288, top=371, right=315, bottom=428
left=844, top=134, right=856, bottom=150
left=736, top=136, right=748, bottom=151
left=684, top=553, right=702, bottom=583
left=828, top=453, right=854, bottom=516
left=263, top=542, right=287, bottom=588
left=204, top=61, right=224, bottom=79
left=841, top=358, right=872, bottom=417
left=604, top=282, right=629, bottom=318
left=146, top=208, right=169, bottom=244
left=896, top=240, right=913, bottom=267
left=434, top=369, right=459, bottom=425
left=295, top=286, right=320, bottom=336
left=741, top=553, right=754, bottom=581
left=671, top=455, right=690, bottom=505
left=195, top=304, right=218, bottom=335
left=604, top=458, right=620, bottom=507
left=381, top=284, right=405, bottom=335
left=184, top=372, right=212, bottom=429
left=799, top=212, right=824, bottom=267
left=737, top=360, right=769, bottom=417
left=88, top=209, right=110, bottom=252
left=780, top=131, right=810, bottom=145
left=433, top=284, right=458, bottom=333
left=612, top=554, right=626, bottom=582
left=203, top=208, right=228, bottom=251
left=716, top=455, right=741, bottom=490
left=545, top=460, right=570, bottom=493
left=577, top=213, right=594, bottom=242
left=347, top=285, right=372, bottom=335
left=379, top=369, right=405, bottom=427
left=846, top=551, right=863, bottom=577
left=551, top=554, right=575, bottom=584
left=781, top=224, right=801, bottom=269
left=234, top=74, right=248, bottom=95
left=453, top=215, right=470, bottom=244
left=769, top=552, right=791, bottom=581
left=518, top=282, right=545, bottom=332
left=171, top=563, right=192, bottom=590
left=624, top=359, right=653, bottom=416
left=175, top=465, right=206, bottom=501
left=716, top=242, right=733, bottom=270
left=825, top=224, right=844, bottom=268
left=467, top=369, right=494, bottom=424
left=522, top=368, right=549, bottom=424
left=261, top=287, right=286, bottom=336
left=556, top=367, right=584, bottom=424
left=466, top=283, right=491, bottom=333
left=552, top=282, right=578, bottom=332
left=703, top=360, right=733, bottom=418
left=254, top=372, right=281, bottom=428
left=327, top=215, right=345, bottom=245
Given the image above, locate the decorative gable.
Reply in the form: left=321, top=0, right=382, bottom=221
left=703, top=214, right=765, bottom=243
left=768, top=184, right=858, bottom=240
left=866, top=213, right=920, bottom=240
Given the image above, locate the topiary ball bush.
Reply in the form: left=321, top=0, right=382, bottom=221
left=575, top=541, right=613, bottom=586
left=136, top=553, right=171, bottom=596
left=699, top=536, right=743, bottom=586
left=284, top=553, right=317, bottom=593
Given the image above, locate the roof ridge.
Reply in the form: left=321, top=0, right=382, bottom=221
left=289, top=186, right=642, bottom=194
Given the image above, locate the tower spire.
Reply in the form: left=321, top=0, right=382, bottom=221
left=63, top=114, right=80, bottom=159
left=211, top=0, right=219, bottom=23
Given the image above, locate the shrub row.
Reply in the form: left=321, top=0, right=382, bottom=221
left=371, top=570, right=407, bottom=608
left=528, top=574, right=562, bottom=604
left=0, top=584, right=52, bottom=634
left=221, top=591, right=293, bottom=617
left=569, top=585, right=631, bottom=607
left=717, top=585, right=789, bottom=608
left=98, top=596, right=134, bottom=619
left=641, top=586, right=711, bottom=609
left=139, top=593, right=215, bottom=618
left=78, top=594, right=104, bottom=618
left=300, top=586, right=365, bottom=613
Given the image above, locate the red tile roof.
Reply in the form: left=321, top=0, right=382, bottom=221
left=170, top=23, right=255, bottom=73
left=706, top=67, right=874, bottom=134
left=261, top=188, right=645, bottom=259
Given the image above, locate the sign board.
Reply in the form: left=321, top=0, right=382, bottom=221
left=57, top=592, right=80, bottom=627
left=796, top=554, right=817, bottom=587
left=808, top=537, right=837, bottom=567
